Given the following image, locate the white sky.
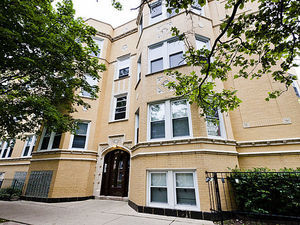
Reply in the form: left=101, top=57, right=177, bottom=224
left=73, top=0, right=141, bottom=27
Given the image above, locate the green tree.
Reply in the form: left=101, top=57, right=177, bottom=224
left=159, top=0, right=299, bottom=117
left=0, top=0, right=105, bottom=139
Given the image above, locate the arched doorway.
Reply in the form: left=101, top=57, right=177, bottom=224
left=100, top=149, right=130, bottom=197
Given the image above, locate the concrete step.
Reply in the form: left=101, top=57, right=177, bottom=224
left=96, top=195, right=128, bottom=202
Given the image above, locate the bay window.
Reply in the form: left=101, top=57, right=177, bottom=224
left=114, top=95, right=127, bottom=120
left=90, top=38, right=103, bottom=58
left=148, top=170, right=199, bottom=210
left=206, top=108, right=226, bottom=138
left=148, top=39, right=185, bottom=74
left=22, top=135, right=36, bottom=157
left=0, top=140, right=15, bottom=158
left=39, top=128, right=62, bottom=151
left=81, top=74, right=98, bottom=98
left=148, top=99, right=192, bottom=140
left=70, top=122, right=90, bottom=149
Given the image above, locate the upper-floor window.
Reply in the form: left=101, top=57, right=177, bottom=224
left=22, top=135, right=36, bottom=157
left=137, top=55, right=142, bottom=83
left=81, top=74, right=98, bottom=98
left=116, top=55, right=130, bottom=79
left=196, top=36, right=210, bottom=50
left=70, top=122, right=90, bottom=149
left=38, top=128, right=62, bottom=151
left=135, top=110, right=140, bottom=145
left=191, top=1, right=204, bottom=15
left=148, top=39, right=185, bottom=74
left=114, top=95, right=127, bottom=120
left=292, top=80, right=300, bottom=98
left=148, top=99, right=192, bottom=140
left=150, top=1, right=162, bottom=18
left=0, top=140, right=15, bottom=158
left=139, top=15, right=143, bottom=33
left=206, top=109, right=226, bottom=138
left=90, top=38, right=104, bottom=58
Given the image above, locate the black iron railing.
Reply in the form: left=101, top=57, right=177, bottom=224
left=205, top=171, right=300, bottom=224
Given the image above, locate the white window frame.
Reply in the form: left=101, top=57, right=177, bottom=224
left=90, top=37, right=104, bottom=58
left=37, top=128, right=62, bottom=151
left=148, top=38, right=185, bottom=74
left=115, top=55, right=131, bottom=80
left=69, top=121, right=91, bottom=150
left=134, top=110, right=140, bottom=145
left=0, top=140, right=15, bottom=159
left=206, top=109, right=227, bottom=139
left=191, top=1, right=205, bottom=16
left=21, top=135, right=36, bottom=157
left=137, top=55, right=142, bottom=83
left=147, top=170, right=200, bottom=211
left=292, top=80, right=300, bottom=98
left=111, top=93, right=128, bottom=122
left=147, top=99, right=193, bottom=141
left=80, top=74, right=99, bottom=99
left=139, top=14, right=143, bottom=34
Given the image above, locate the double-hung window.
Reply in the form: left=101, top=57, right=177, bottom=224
left=22, top=135, right=36, bottom=157
left=117, top=56, right=130, bottom=79
left=137, top=56, right=142, bottom=83
left=292, top=80, right=300, bottom=98
left=191, top=1, right=204, bottom=15
left=39, top=128, right=62, bottom=151
left=148, top=170, right=199, bottom=210
left=71, top=122, right=90, bottom=149
left=148, top=39, right=185, bottom=74
left=114, top=95, right=127, bottom=120
left=0, top=140, right=15, bottom=158
left=81, top=74, right=98, bottom=98
left=90, top=38, right=103, bottom=57
left=206, top=108, right=226, bottom=138
left=148, top=99, right=192, bottom=140
left=150, top=1, right=162, bottom=18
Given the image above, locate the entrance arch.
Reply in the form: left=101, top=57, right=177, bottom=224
left=100, top=149, right=130, bottom=197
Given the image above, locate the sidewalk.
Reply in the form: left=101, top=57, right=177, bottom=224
left=0, top=200, right=214, bottom=225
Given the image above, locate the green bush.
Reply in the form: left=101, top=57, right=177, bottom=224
left=0, top=188, right=22, bottom=201
left=228, top=167, right=300, bottom=216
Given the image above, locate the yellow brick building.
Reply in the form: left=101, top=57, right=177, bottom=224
left=0, top=0, right=300, bottom=218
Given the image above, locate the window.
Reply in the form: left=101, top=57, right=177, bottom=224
left=137, top=55, right=142, bottom=83
left=148, top=170, right=199, bottom=210
left=22, top=135, right=36, bottom=157
left=150, top=1, right=162, bottom=18
left=191, top=1, right=204, bottom=15
left=139, top=15, right=143, bottom=33
left=114, top=95, right=127, bottom=120
left=292, top=80, right=300, bottom=98
left=38, top=128, right=62, bottom=151
left=196, top=36, right=210, bottom=50
left=148, top=39, right=185, bottom=74
left=135, top=111, right=140, bottom=145
left=0, top=140, right=15, bottom=158
left=90, top=38, right=103, bottom=57
left=206, top=108, right=226, bottom=138
left=81, top=74, right=98, bottom=98
left=0, top=172, right=4, bottom=188
left=148, top=100, right=192, bottom=140
left=71, top=122, right=90, bottom=149
left=117, top=56, right=130, bottom=79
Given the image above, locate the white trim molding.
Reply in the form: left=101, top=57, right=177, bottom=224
left=31, top=157, right=97, bottom=162
left=239, top=150, right=300, bottom=156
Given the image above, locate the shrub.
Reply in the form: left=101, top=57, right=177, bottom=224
left=0, top=188, right=22, bottom=201
left=228, top=167, right=300, bottom=216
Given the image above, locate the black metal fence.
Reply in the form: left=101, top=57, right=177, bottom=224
left=205, top=171, right=300, bottom=224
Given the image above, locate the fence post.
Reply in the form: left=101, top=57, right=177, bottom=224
left=213, top=172, right=223, bottom=225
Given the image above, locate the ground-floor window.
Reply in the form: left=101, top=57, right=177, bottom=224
left=147, top=170, right=200, bottom=211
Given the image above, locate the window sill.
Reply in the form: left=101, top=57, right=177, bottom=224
left=147, top=135, right=193, bottom=143
left=114, top=76, right=130, bottom=82
left=79, top=95, right=96, bottom=100
left=146, top=64, right=186, bottom=77
left=108, top=118, right=128, bottom=124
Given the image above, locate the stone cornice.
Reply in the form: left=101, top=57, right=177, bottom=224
left=32, top=149, right=98, bottom=156
left=236, top=138, right=300, bottom=147
left=131, top=137, right=236, bottom=152
left=96, top=28, right=138, bottom=43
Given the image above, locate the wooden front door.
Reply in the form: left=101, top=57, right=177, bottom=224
left=100, top=150, right=130, bottom=197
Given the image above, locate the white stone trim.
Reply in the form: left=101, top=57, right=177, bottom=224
left=132, top=149, right=238, bottom=158
left=0, top=162, right=30, bottom=166
left=30, top=157, right=97, bottom=162
left=239, top=150, right=300, bottom=156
